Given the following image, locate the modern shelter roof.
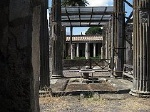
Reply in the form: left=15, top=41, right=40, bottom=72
left=61, top=6, right=113, bottom=27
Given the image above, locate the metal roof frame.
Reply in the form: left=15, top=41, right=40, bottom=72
left=61, top=6, right=113, bottom=27
left=49, top=6, right=114, bottom=27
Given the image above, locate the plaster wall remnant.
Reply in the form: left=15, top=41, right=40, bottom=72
left=0, top=0, right=46, bottom=111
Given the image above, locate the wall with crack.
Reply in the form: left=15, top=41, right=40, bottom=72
left=0, top=0, right=41, bottom=111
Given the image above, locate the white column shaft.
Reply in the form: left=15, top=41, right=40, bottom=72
left=71, top=44, right=75, bottom=59
left=76, top=43, right=79, bottom=57
left=93, top=43, right=96, bottom=57
left=85, top=43, right=89, bottom=59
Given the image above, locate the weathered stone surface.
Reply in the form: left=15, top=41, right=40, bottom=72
left=40, top=0, right=50, bottom=88
left=50, top=0, right=63, bottom=77
left=0, top=1, right=42, bottom=111
left=31, top=5, right=41, bottom=112
left=130, top=0, right=150, bottom=97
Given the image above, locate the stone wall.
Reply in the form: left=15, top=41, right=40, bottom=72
left=0, top=1, right=41, bottom=111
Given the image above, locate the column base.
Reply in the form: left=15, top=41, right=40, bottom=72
left=51, top=70, right=63, bottom=78
left=51, top=73, right=64, bottom=79
left=129, top=89, right=150, bottom=98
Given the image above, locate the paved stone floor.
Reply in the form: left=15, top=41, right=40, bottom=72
left=40, top=70, right=150, bottom=112
left=50, top=70, right=132, bottom=93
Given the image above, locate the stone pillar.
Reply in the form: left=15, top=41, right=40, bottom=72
left=130, top=0, right=150, bottom=97
left=93, top=43, right=96, bottom=57
left=31, top=5, right=41, bottom=112
left=76, top=43, right=79, bottom=57
left=50, top=0, right=63, bottom=77
left=108, top=20, right=112, bottom=60
left=0, top=0, right=41, bottom=111
left=70, top=27, right=74, bottom=59
left=113, top=0, right=125, bottom=76
left=125, top=25, right=133, bottom=65
left=62, top=26, right=66, bottom=59
left=71, top=44, right=75, bottom=59
left=101, top=46, right=104, bottom=59
left=85, top=43, right=89, bottom=59
left=110, top=18, right=115, bottom=76
left=105, top=30, right=109, bottom=59
left=49, top=13, right=53, bottom=76
left=40, top=0, right=50, bottom=88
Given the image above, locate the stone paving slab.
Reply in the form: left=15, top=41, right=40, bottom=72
left=65, top=83, right=117, bottom=92
left=51, top=78, right=69, bottom=92
left=108, top=78, right=133, bottom=92
left=51, top=71, right=133, bottom=94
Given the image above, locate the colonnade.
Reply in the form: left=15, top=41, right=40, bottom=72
left=68, top=43, right=99, bottom=59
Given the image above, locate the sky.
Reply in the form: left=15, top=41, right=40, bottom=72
left=48, top=0, right=133, bottom=35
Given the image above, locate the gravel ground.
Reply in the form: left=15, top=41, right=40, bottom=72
left=40, top=93, right=150, bottom=112
left=41, top=70, right=150, bottom=112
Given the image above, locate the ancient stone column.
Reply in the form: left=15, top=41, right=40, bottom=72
left=104, top=22, right=112, bottom=74
left=85, top=43, right=89, bottom=59
left=130, top=0, right=150, bottom=97
left=76, top=43, right=79, bottom=57
left=49, top=13, right=53, bottom=76
left=101, top=46, right=104, bottom=59
left=61, top=26, right=66, bottom=59
left=113, top=0, right=125, bottom=76
left=93, top=43, right=96, bottom=57
left=71, top=44, right=75, bottom=59
left=105, top=30, right=109, bottom=59
left=40, top=0, right=50, bottom=88
left=110, top=17, right=115, bottom=76
left=51, top=0, right=63, bottom=77
left=70, top=27, right=75, bottom=59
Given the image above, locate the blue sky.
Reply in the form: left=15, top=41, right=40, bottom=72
left=48, top=0, right=133, bottom=35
